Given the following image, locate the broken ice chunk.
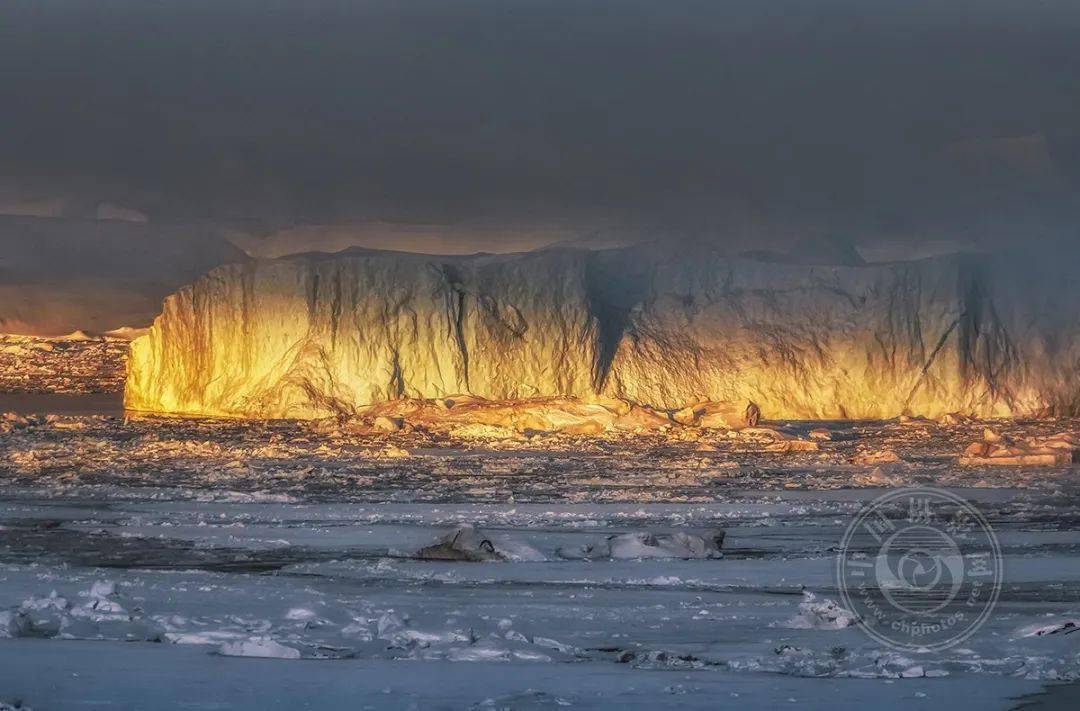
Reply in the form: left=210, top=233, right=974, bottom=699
left=218, top=638, right=301, bottom=659
left=411, top=525, right=545, bottom=562
left=1017, top=619, right=1080, bottom=637
left=557, top=530, right=725, bottom=560
left=781, top=592, right=859, bottom=630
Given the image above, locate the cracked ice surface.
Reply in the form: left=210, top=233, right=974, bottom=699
left=0, top=409, right=1078, bottom=708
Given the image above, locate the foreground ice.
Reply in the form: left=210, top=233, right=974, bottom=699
left=0, top=489, right=1078, bottom=708
left=0, top=409, right=1078, bottom=708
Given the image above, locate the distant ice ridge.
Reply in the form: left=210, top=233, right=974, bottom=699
left=125, top=245, right=1080, bottom=420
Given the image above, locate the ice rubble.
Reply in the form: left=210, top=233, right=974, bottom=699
left=0, top=581, right=163, bottom=643
left=0, top=575, right=581, bottom=664
left=557, top=530, right=725, bottom=560
left=0, top=334, right=126, bottom=394
left=408, top=526, right=727, bottom=562
left=7, top=575, right=1072, bottom=683
left=1016, top=620, right=1080, bottom=637
left=410, top=525, right=546, bottom=562
left=780, top=592, right=859, bottom=630
left=960, top=429, right=1079, bottom=467
left=3, top=490, right=1080, bottom=690
left=218, top=638, right=301, bottom=659
left=2, top=412, right=1076, bottom=499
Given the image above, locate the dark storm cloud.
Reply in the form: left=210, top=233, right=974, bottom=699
left=2, top=0, right=1080, bottom=246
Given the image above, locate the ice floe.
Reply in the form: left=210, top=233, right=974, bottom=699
left=557, top=530, right=725, bottom=560
left=779, top=592, right=859, bottom=630
left=218, top=638, right=301, bottom=659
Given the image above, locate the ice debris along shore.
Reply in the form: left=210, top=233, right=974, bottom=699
left=126, top=245, right=1080, bottom=420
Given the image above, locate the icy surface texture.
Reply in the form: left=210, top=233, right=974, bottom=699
left=0, top=491, right=1078, bottom=709
left=1, top=413, right=1077, bottom=499
left=0, top=334, right=126, bottom=394
left=0, top=402, right=1078, bottom=708
left=126, top=246, right=1080, bottom=420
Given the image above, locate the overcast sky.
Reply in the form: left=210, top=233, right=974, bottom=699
left=2, top=0, right=1079, bottom=251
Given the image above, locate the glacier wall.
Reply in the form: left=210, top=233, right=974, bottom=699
left=125, top=246, right=1079, bottom=420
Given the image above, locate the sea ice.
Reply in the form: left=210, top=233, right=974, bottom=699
left=781, top=592, right=859, bottom=630
left=218, top=638, right=302, bottom=659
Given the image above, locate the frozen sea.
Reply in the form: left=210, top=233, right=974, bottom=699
left=1, top=405, right=1078, bottom=709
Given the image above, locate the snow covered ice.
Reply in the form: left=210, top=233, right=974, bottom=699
left=0, top=411, right=1078, bottom=708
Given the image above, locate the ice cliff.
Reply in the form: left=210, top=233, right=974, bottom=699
left=125, top=245, right=1079, bottom=420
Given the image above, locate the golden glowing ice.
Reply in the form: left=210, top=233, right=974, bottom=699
left=125, top=247, right=1079, bottom=421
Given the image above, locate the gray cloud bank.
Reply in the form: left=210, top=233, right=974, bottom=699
left=2, top=0, right=1080, bottom=256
